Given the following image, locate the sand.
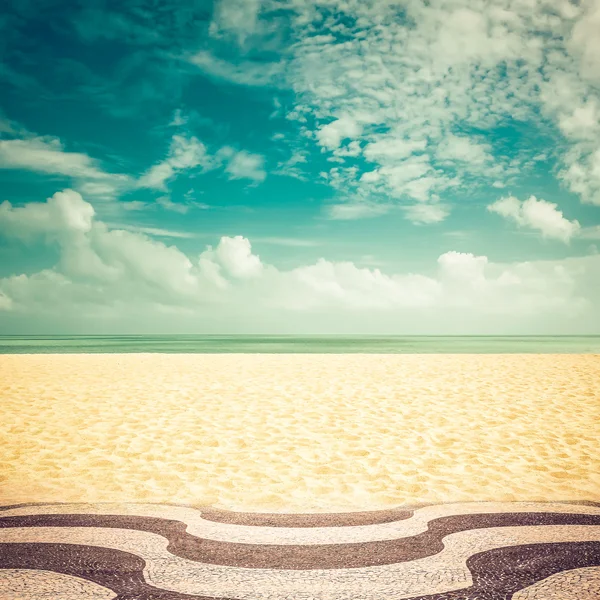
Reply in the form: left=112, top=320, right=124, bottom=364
left=1, top=353, right=598, bottom=511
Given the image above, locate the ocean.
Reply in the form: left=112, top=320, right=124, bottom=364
left=0, top=335, right=599, bottom=354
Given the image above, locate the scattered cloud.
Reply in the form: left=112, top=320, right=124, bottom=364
left=488, top=195, right=581, bottom=243
left=0, top=118, right=268, bottom=207
left=184, top=0, right=596, bottom=220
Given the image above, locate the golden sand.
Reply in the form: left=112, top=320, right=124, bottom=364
left=1, top=354, right=599, bottom=511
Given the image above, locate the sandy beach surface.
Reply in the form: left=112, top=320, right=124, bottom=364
left=1, top=353, right=598, bottom=511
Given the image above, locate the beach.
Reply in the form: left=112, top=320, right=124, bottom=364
left=1, top=353, right=599, bottom=510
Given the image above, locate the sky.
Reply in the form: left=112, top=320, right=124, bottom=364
left=0, top=0, right=600, bottom=334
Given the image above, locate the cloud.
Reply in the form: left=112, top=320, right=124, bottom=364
left=181, top=0, right=586, bottom=219
left=219, top=148, right=267, bottom=182
left=436, top=135, right=493, bottom=166
left=316, top=116, right=363, bottom=150
left=0, top=136, right=130, bottom=198
left=253, top=237, right=318, bottom=247
left=1, top=191, right=598, bottom=333
left=156, top=196, right=189, bottom=214
left=103, top=223, right=196, bottom=239
left=188, top=51, right=283, bottom=87
left=363, top=138, right=427, bottom=162
left=0, top=119, right=268, bottom=208
left=138, top=135, right=210, bottom=190
left=327, top=202, right=390, bottom=220
left=569, top=0, right=600, bottom=84
left=0, top=189, right=95, bottom=240
left=201, top=235, right=264, bottom=279
left=404, top=203, right=450, bottom=225
left=580, top=225, right=600, bottom=240
left=559, top=148, right=600, bottom=205
left=138, top=132, right=268, bottom=190
left=209, top=0, right=264, bottom=44
left=488, top=195, right=581, bottom=243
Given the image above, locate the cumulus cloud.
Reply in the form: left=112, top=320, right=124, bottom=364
left=488, top=195, right=581, bottom=243
left=201, top=235, right=264, bottom=279
left=1, top=191, right=598, bottom=333
left=0, top=189, right=95, bottom=240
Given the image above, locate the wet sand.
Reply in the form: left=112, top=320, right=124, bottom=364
left=1, top=354, right=598, bottom=511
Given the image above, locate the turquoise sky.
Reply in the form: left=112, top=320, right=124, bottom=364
left=1, top=0, right=600, bottom=334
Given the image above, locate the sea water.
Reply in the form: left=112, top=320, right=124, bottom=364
left=0, top=335, right=599, bottom=353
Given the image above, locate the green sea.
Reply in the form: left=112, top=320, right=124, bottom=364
left=0, top=335, right=599, bottom=354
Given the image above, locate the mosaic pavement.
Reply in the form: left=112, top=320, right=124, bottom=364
left=1, top=501, right=600, bottom=599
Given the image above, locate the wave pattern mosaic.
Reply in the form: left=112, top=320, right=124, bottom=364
left=1, top=502, right=600, bottom=599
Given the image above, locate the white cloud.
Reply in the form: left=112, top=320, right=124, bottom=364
left=404, top=203, right=450, bottom=224
left=0, top=137, right=131, bottom=198
left=201, top=235, right=264, bottom=279
left=188, top=0, right=588, bottom=220
left=569, top=0, right=600, bottom=84
left=327, top=202, right=390, bottom=220
left=0, top=121, right=268, bottom=208
left=316, top=116, right=363, bottom=150
left=580, top=225, right=600, bottom=240
left=138, top=135, right=209, bottom=190
left=436, top=135, right=493, bottom=166
left=210, top=0, right=264, bottom=44
left=156, top=196, right=189, bottom=214
left=103, top=224, right=196, bottom=239
left=560, top=148, right=600, bottom=205
left=182, top=0, right=600, bottom=219
left=188, top=51, right=283, bottom=87
left=253, top=237, right=318, bottom=247
left=2, top=191, right=599, bottom=333
left=558, top=99, right=600, bottom=141
left=0, top=190, right=95, bottom=241
left=219, top=148, right=267, bottom=182
left=0, top=137, right=106, bottom=179
left=364, top=138, right=427, bottom=162
left=0, top=291, right=12, bottom=310
left=488, top=195, right=581, bottom=243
